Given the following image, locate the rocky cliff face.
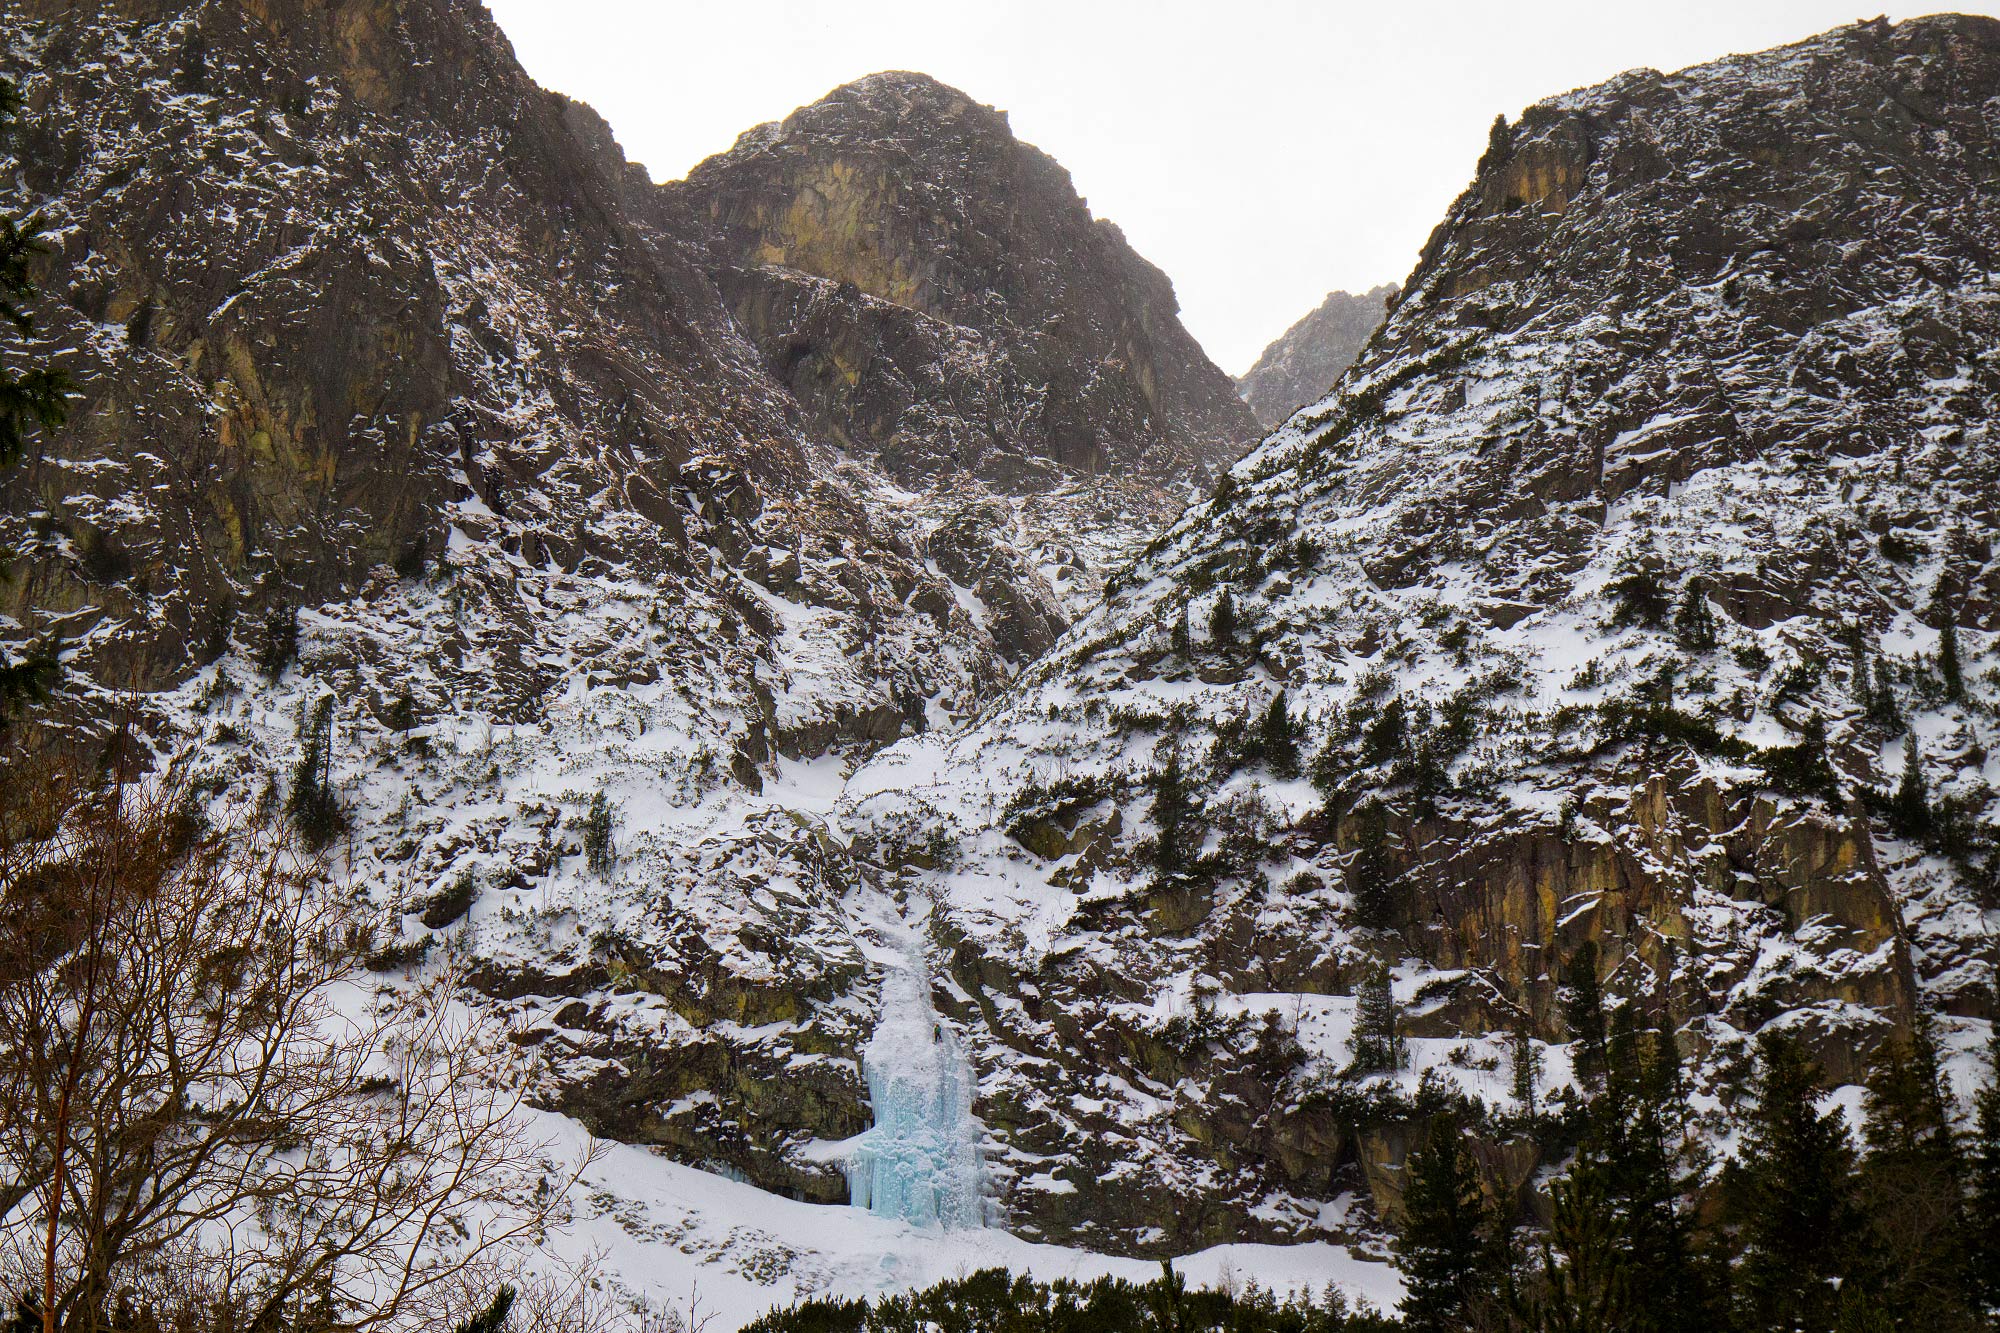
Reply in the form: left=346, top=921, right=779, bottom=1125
left=670, top=72, right=1254, bottom=494
left=667, top=72, right=1259, bottom=660
left=1236, top=285, right=1394, bottom=428
left=0, top=0, right=1254, bottom=1239
left=3, top=0, right=997, bottom=746
left=7, top=0, right=1999, bottom=1290
left=841, top=14, right=1999, bottom=1253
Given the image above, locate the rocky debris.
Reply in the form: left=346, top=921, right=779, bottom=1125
left=922, top=501, right=1070, bottom=665
left=843, top=14, right=2000, bottom=1252
left=1237, top=285, right=1395, bottom=428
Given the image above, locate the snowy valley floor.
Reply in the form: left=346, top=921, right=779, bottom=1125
left=525, top=1111, right=1405, bottom=1329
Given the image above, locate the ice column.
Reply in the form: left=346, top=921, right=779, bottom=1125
left=843, top=959, right=985, bottom=1228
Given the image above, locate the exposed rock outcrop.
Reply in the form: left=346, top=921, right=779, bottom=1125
left=1237, top=284, right=1395, bottom=427
left=669, top=72, right=1256, bottom=494
left=667, top=73, right=1260, bottom=656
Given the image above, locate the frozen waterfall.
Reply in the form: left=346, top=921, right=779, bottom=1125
left=843, top=959, right=986, bottom=1229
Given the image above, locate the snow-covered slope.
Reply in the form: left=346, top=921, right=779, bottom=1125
left=0, top=0, right=1250, bottom=1236
left=7, top=0, right=2000, bottom=1307
left=528, top=1109, right=1398, bottom=1327
left=843, top=12, right=2000, bottom=1252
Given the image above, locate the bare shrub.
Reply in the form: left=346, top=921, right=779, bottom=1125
left=0, top=763, right=593, bottom=1331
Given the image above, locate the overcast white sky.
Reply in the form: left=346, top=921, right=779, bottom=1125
left=486, top=1, right=1990, bottom=374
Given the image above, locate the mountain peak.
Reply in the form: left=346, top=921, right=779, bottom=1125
left=826, top=69, right=984, bottom=107
left=672, top=68, right=1256, bottom=496
left=709, top=70, right=1005, bottom=162
left=1237, top=284, right=1396, bottom=428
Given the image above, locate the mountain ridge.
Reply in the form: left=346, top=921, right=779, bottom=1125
left=839, top=9, right=2000, bottom=1252
left=0, top=0, right=1256, bottom=1242
left=1237, top=284, right=1395, bottom=428
left=1, top=0, right=1997, bottom=1310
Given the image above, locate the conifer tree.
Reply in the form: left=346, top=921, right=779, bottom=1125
left=1148, top=750, right=1194, bottom=874
left=1862, top=1017, right=1956, bottom=1160
left=1672, top=578, right=1717, bottom=652
left=1789, top=712, right=1843, bottom=808
left=1509, top=1026, right=1542, bottom=1115
left=1939, top=620, right=1964, bottom=702
left=1606, top=554, right=1671, bottom=628
left=583, top=789, right=615, bottom=875
left=1363, top=694, right=1408, bottom=767
left=259, top=601, right=300, bottom=680
left=387, top=691, right=416, bottom=734
left=1396, top=1116, right=1497, bottom=1333
left=1562, top=943, right=1610, bottom=1087
left=1644, top=1025, right=1687, bottom=1128
left=1346, top=820, right=1398, bottom=931
left=1857, top=1017, right=1972, bottom=1332
left=1539, top=1009, right=1721, bottom=1333
left=1612, top=1085, right=1717, bottom=1331
left=1893, top=734, right=1931, bottom=839
left=1730, top=1034, right=1873, bottom=1333
left=1606, top=1003, right=1644, bottom=1105
left=1259, top=690, right=1301, bottom=779
left=1170, top=601, right=1191, bottom=658
left=286, top=694, right=342, bottom=849
left=453, top=1286, right=515, bottom=1333
left=1348, top=963, right=1406, bottom=1073
left=1868, top=657, right=1902, bottom=729
left=0, top=78, right=69, bottom=473
left=1209, top=589, right=1237, bottom=647
left=1968, top=1003, right=2000, bottom=1322
left=1519, top=1154, right=1637, bottom=1333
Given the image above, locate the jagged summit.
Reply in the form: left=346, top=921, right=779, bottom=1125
left=714, top=71, right=981, bottom=159
left=841, top=11, right=2000, bottom=1250
left=1237, top=284, right=1395, bottom=428
left=669, top=69, right=1256, bottom=494
left=701, top=69, right=1058, bottom=222
left=783, top=70, right=1004, bottom=127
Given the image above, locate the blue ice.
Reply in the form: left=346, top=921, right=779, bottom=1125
left=844, top=960, right=986, bottom=1229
